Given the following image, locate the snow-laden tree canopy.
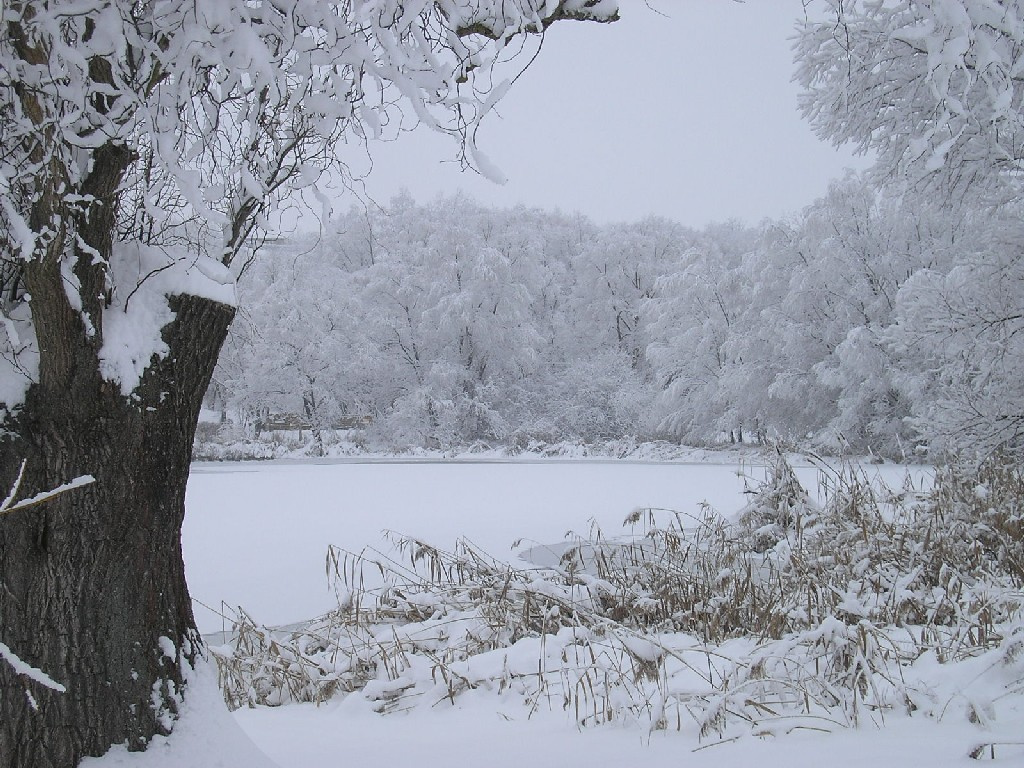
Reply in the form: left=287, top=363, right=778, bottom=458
left=794, top=0, right=1024, bottom=457
left=0, top=0, right=618, bottom=407
left=796, top=0, right=1024, bottom=204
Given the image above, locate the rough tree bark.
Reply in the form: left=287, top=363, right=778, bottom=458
left=0, top=133, right=235, bottom=766
left=0, top=296, right=234, bottom=767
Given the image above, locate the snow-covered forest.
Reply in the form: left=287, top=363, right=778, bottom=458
left=2, top=0, right=1023, bottom=766
left=206, top=173, right=1023, bottom=460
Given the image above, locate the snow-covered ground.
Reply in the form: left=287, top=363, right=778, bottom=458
left=91, top=651, right=1023, bottom=768
left=101, top=454, right=1024, bottom=768
left=233, top=699, right=1022, bottom=768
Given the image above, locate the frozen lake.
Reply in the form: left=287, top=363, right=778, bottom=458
left=182, top=456, right=929, bottom=634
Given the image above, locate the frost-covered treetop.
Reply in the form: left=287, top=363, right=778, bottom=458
left=0, top=0, right=618, bottom=265
left=796, top=0, right=1024, bottom=204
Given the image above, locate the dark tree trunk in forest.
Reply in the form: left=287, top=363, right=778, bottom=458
left=0, top=294, right=233, bottom=767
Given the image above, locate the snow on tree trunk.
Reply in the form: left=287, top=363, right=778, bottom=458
left=0, top=292, right=233, bottom=766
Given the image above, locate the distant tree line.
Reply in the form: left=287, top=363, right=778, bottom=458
left=209, top=174, right=1023, bottom=460
left=209, top=0, right=1024, bottom=462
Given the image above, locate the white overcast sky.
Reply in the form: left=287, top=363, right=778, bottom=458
left=323, top=1, right=871, bottom=229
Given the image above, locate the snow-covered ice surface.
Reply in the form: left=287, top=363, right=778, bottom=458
left=94, top=454, right=985, bottom=768
left=182, top=453, right=930, bottom=633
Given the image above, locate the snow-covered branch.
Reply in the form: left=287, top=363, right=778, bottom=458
left=796, top=0, right=1024, bottom=203
left=0, top=461, right=96, bottom=517
left=0, top=641, right=66, bottom=695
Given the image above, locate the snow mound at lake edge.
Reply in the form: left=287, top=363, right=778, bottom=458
left=79, top=660, right=277, bottom=768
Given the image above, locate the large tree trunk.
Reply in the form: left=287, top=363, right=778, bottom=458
left=0, top=31, right=237, bottom=756
left=0, top=291, right=234, bottom=767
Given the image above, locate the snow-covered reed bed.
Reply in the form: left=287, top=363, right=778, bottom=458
left=211, top=453, right=1023, bottom=751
